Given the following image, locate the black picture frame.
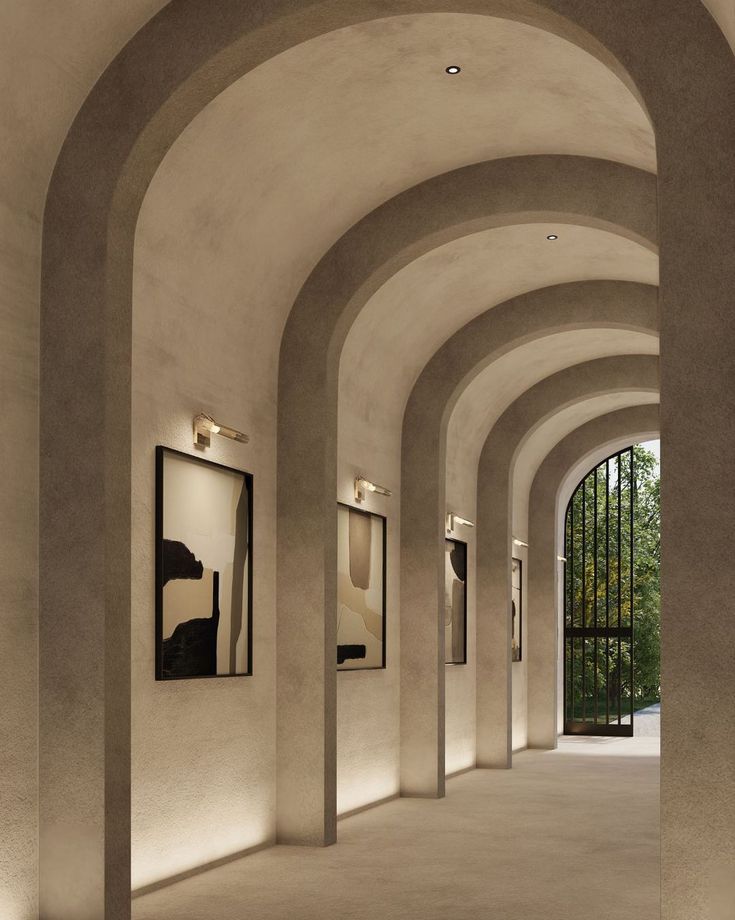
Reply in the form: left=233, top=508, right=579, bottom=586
left=445, top=538, right=468, bottom=666
left=512, top=556, right=522, bottom=663
left=155, top=445, right=253, bottom=680
left=337, top=502, right=387, bottom=671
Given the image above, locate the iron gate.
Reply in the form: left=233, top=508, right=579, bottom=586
left=563, top=447, right=634, bottom=736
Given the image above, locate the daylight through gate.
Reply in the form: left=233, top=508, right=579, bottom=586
left=563, top=447, right=635, bottom=736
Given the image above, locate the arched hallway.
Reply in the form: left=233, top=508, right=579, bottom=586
left=132, top=737, right=660, bottom=920
left=1, top=2, right=734, bottom=919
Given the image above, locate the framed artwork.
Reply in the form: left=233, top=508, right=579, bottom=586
left=337, top=503, right=386, bottom=670
left=445, top=538, right=467, bottom=665
left=512, top=556, right=522, bottom=662
left=155, top=446, right=253, bottom=680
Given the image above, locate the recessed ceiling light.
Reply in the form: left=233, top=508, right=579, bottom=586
left=445, top=65, right=461, bottom=74
left=547, top=234, right=558, bottom=240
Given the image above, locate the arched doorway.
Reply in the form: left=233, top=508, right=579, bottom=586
left=563, top=444, right=660, bottom=735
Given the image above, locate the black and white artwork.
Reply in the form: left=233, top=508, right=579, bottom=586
left=445, top=538, right=467, bottom=665
left=155, top=447, right=253, bottom=680
left=512, top=556, right=522, bottom=663
left=337, top=503, right=386, bottom=670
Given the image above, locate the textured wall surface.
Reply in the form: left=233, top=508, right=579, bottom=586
left=129, top=164, right=278, bottom=891
left=335, top=443, right=399, bottom=814
left=0, top=4, right=168, bottom=916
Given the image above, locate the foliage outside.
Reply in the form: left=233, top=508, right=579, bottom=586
left=564, top=444, right=660, bottom=723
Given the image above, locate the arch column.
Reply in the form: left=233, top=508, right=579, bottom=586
left=526, top=404, right=660, bottom=748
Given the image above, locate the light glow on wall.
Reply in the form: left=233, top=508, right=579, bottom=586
left=131, top=818, right=275, bottom=893
left=337, top=769, right=400, bottom=817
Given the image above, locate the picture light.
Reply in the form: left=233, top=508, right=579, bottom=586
left=193, top=413, right=249, bottom=449
left=354, top=476, right=392, bottom=503
left=446, top=512, right=475, bottom=531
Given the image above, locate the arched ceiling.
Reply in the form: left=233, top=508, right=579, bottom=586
left=0, top=1, right=165, bottom=220
left=445, top=332, right=659, bottom=489
left=339, top=225, right=658, bottom=439
left=135, top=14, right=655, bottom=392
left=512, top=392, right=660, bottom=539
left=0, top=0, right=730, bottom=237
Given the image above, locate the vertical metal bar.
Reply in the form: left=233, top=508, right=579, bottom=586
left=569, top=495, right=574, bottom=722
left=630, top=446, right=635, bottom=729
left=582, top=479, right=586, bottom=722
left=563, top=506, right=571, bottom=721
left=605, top=458, right=610, bottom=725
left=593, top=464, right=598, bottom=724
left=617, top=451, right=622, bottom=724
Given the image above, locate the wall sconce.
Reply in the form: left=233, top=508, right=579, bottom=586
left=193, top=413, right=249, bottom=449
left=557, top=555, right=567, bottom=562
left=354, top=476, right=392, bottom=503
left=513, top=537, right=529, bottom=548
left=446, top=512, right=475, bottom=532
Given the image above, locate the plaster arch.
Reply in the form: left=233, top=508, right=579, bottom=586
left=276, top=159, right=659, bottom=837
left=38, top=3, right=735, bottom=918
left=337, top=277, right=656, bottom=812
left=397, top=282, right=657, bottom=787
left=445, top=324, right=659, bottom=504
left=511, top=392, right=660, bottom=543
left=471, top=356, right=659, bottom=764
left=339, top=223, right=657, bottom=463
left=525, top=404, right=660, bottom=755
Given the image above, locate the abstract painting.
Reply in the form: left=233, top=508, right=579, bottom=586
left=337, top=503, right=386, bottom=670
left=512, top=556, right=522, bottom=663
left=445, top=538, right=467, bottom=665
left=155, top=446, right=253, bottom=680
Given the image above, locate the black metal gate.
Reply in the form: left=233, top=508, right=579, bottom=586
left=563, top=447, right=634, bottom=736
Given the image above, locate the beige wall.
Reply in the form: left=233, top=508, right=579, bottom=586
left=336, top=447, right=400, bottom=815
left=129, top=182, right=279, bottom=891
left=0, top=5, right=169, bottom=915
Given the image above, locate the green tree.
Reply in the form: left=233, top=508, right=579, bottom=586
left=564, top=444, right=660, bottom=721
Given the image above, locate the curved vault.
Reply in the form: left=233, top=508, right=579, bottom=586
left=339, top=223, right=657, bottom=459
left=444, top=327, right=658, bottom=507
left=512, top=392, right=660, bottom=540
left=135, top=12, right=655, bottom=388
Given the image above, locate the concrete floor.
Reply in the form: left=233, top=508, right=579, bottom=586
left=133, top=737, right=660, bottom=920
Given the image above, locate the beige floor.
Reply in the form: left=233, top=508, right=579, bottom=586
left=133, top=737, right=660, bottom=920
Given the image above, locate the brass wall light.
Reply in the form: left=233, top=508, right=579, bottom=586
left=354, top=476, right=392, bottom=503
left=446, top=512, right=475, bottom=532
left=193, top=413, right=249, bottom=449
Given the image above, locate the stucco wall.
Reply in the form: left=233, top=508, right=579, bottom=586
left=130, top=207, right=278, bottom=892
left=444, top=457, right=479, bottom=775
left=336, top=417, right=400, bottom=815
